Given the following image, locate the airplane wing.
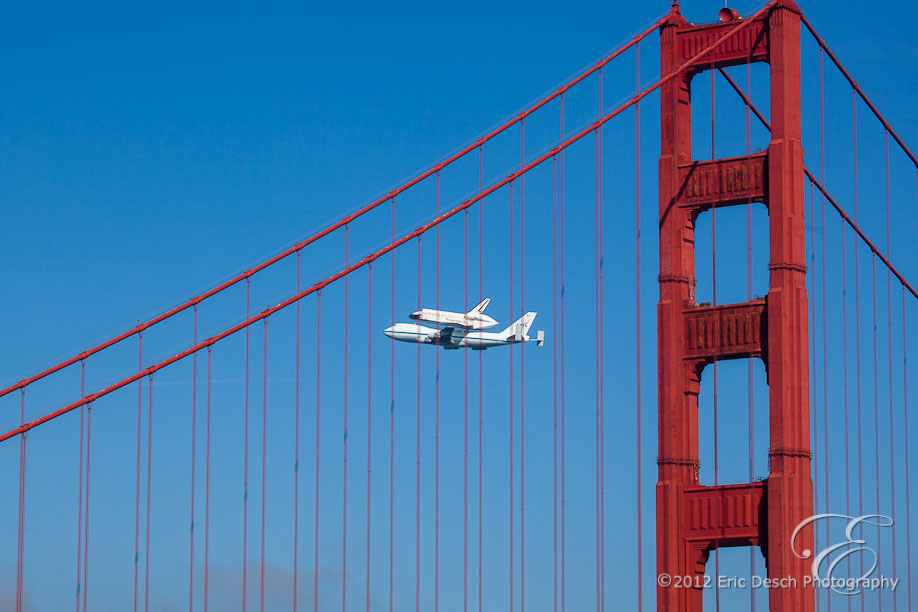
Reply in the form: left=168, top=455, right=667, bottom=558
left=433, top=326, right=456, bottom=342
left=432, top=326, right=467, bottom=348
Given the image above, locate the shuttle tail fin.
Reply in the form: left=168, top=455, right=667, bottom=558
left=469, top=297, right=491, bottom=315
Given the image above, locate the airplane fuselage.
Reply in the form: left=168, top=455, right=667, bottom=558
left=383, top=323, right=529, bottom=350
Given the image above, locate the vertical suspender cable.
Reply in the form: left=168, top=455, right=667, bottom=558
left=842, top=216, right=852, bottom=598
left=873, top=255, right=882, bottom=612
left=520, top=118, right=526, bottom=612
left=315, top=292, right=322, bottom=612
left=261, top=318, right=269, bottom=612
left=76, top=360, right=86, bottom=612
left=478, top=145, right=484, bottom=612
left=819, top=48, right=831, bottom=612
left=902, top=286, right=913, bottom=611
left=464, top=194, right=470, bottom=612
left=552, top=149, right=558, bottom=612
left=710, top=64, right=720, bottom=612
left=83, top=397, right=92, bottom=612
left=593, top=69, right=602, bottom=612
left=416, top=237, right=422, bottom=612
left=435, top=172, right=441, bottom=612
left=367, top=264, right=373, bottom=612
left=344, top=227, right=350, bottom=612
left=205, top=347, right=213, bottom=612
left=597, top=69, right=606, bottom=612
left=390, top=199, right=396, bottom=612
left=295, top=253, right=301, bottom=612
left=745, top=56, right=756, bottom=610
left=560, top=93, right=566, bottom=612
left=885, top=130, right=897, bottom=612
left=854, top=91, right=865, bottom=610
left=244, top=280, right=251, bottom=612
left=16, top=389, right=27, bottom=612
left=135, top=333, right=144, bottom=612
left=190, top=307, right=198, bottom=612
left=635, top=41, right=643, bottom=612
left=810, top=183, right=821, bottom=612
left=509, top=178, right=515, bottom=612
left=145, top=373, right=154, bottom=612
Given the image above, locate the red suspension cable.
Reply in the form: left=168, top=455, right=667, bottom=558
left=314, top=293, right=322, bottom=612
left=0, top=15, right=672, bottom=406
left=76, top=361, right=86, bottom=612
left=367, top=265, right=373, bottom=612
left=261, top=318, right=269, bottom=612
left=435, top=172, right=441, bottom=612
left=343, top=227, right=350, bottom=612
left=190, top=307, right=198, bottom=612
left=204, top=346, right=212, bottom=612
left=872, top=254, right=882, bottom=612
left=390, top=199, right=396, bottom=612
left=295, top=253, right=301, bottom=612
left=134, top=334, right=144, bottom=612
left=145, top=374, right=153, bottom=612
left=842, top=216, right=852, bottom=592
left=416, top=238, right=421, bottom=612
left=2, top=9, right=778, bottom=445
left=478, top=145, right=484, bottom=612
left=509, top=178, right=515, bottom=612
left=885, top=130, right=897, bottom=612
left=464, top=199, right=470, bottom=612
left=552, top=149, right=559, bottom=612
left=710, top=62, right=721, bottom=612
left=634, top=41, right=643, bottom=612
left=902, top=287, right=913, bottom=611
left=16, top=389, right=27, bottom=612
left=244, top=280, right=251, bottom=612
left=83, top=399, right=92, bottom=612
left=854, top=90, right=866, bottom=607
left=819, top=48, right=831, bottom=612
left=559, top=92, right=566, bottom=612
left=816, top=183, right=825, bottom=612
left=520, top=117, right=527, bottom=612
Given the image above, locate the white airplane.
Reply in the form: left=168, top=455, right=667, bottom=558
left=409, top=297, right=498, bottom=330
left=384, top=312, right=544, bottom=351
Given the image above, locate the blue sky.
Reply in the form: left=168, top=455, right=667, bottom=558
left=1, top=0, right=917, bottom=610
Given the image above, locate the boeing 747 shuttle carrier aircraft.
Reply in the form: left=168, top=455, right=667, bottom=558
left=384, top=304, right=543, bottom=351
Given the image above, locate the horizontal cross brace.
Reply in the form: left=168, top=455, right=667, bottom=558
left=684, top=299, right=766, bottom=362
left=678, top=152, right=767, bottom=213
left=683, top=481, right=764, bottom=548
left=676, top=17, right=768, bottom=74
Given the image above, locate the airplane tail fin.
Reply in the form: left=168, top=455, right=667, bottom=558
left=468, top=297, right=491, bottom=315
left=501, top=312, right=537, bottom=340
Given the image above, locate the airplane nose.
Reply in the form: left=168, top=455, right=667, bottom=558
left=383, top=326, right=395, bottom=338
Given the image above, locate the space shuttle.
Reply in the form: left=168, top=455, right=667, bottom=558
left=409, top=298, right=498, bottom=330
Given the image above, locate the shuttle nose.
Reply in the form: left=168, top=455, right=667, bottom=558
left=409, top=311, right=420, bottom=320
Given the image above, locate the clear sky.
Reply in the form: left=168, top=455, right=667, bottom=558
left=1, top=0, right=917, bottom=610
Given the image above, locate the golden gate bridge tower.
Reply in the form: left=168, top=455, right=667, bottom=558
left=656, top=1, right=815, bottom=610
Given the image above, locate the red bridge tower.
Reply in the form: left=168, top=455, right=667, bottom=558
left=656, top=1, right=815, bottom=610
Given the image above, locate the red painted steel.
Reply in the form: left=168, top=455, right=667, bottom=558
left=656, top=2, right=815, bottom=610
left=190, top=307, right=197, bottom=612
left=294, top=255, right=301, bottom=612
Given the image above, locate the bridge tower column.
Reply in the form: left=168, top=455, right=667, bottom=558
left=655, top=2, right=815, bottom=611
